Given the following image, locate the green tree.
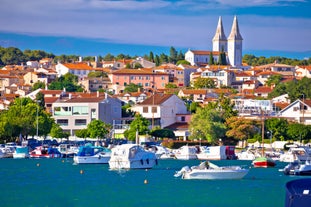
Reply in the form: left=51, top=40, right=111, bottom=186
left=225, top=117, right=259, bottom=141
left=103, top=53, right=115, bottom=61
left=169, top=46, right=178, bottom=64
left=265, top=74, right=282, bottom=87
left=48, top=73, right=83, bottom=92
left=75, top=128, right=90, bottom=139
left=149, top=51, right=154, bottom=62
left=189, top=107, right=226, bottom=144
left=209, top=52, right=214, bottom=65
left=154, top=55, right=160, bottom=66
left=287, top=123, right=309, bottom=142
left=87, top=120, right=112, bottom=139
left=32, top=81, right=46, bottom=91
left=124, top=114, right=150, bottom=142
left=165, top=83, right=177, bottom=88
left=50, top=123, right=69, bottom=139
left=192, top=77, right=215, bottom=89
left=150, top=128, right=175, bottom=139
left=124, top=83, right=142, bottom=93
left=0, top=47, right=26, bottom=65
left=176, top=60, right=190, bottom=65
left=265, top=118, right=288, bottom=141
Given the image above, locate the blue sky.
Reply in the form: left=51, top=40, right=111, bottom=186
left=0, top=0, right=311, bottom=59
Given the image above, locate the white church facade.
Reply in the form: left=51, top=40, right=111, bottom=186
left=185, top=16, right=243, bottom=67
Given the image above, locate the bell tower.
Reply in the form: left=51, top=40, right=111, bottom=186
left=227, top=16, right=243, bottom=67
left=212, top=16, right=227, bottom=53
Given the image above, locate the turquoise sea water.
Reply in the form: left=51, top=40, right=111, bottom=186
left=0, top=159, right=304, bottom=207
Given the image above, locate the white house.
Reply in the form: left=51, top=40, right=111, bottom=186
left=130, top=93, right=189, bottom=129
left=278, top=99, right=311, bottom=125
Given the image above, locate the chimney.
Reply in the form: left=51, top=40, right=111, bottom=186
left=79, top=56, right=82, bottom=62
left=97, top=91, right=99, bottom=97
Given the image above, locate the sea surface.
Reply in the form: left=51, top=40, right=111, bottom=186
left=0, top=158, right=305, bottom=207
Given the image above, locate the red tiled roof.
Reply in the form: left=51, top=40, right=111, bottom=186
left=139, top=94, right=173, bottom=105
left=63, top=63, right=94, bottom=70
left=254, top=86, right=273, bottom=93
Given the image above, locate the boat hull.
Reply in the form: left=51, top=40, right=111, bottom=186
left=109, top=158, right=157, bottom=169
left=183, top=169, right=249, bottom=180
left=252, top=157, right=276, bottom=168
left=73, top=154, right=110, bottom=164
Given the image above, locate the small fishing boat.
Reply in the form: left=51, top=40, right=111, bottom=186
left=73, top=144, right=111, bottom=164
left=109, top=144, right=157, bottom=169
left=252, top=156, right=276, bottom=168
left=174, top=161, right=249, bottom=180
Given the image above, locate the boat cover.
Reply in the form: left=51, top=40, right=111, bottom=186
left=285, top=178, right=311, bottom=207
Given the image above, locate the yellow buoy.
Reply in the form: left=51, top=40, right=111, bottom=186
left=144, top=179, right=148, bottom=184
left=80, top=170, right=84, bottom=174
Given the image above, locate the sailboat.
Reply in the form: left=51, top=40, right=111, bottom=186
left=252, top=110, right=276, bottom=168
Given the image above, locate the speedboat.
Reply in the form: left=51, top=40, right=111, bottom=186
left=173, top=145, right=197, bottom=160
left=13, top=146, right=29, bottom=159
left=30, top=146, right=61, bottom=158
left=174, top=161, right=249, bottom=180
left=73, top=144, right=111, bottom=164
left=283, top=159, right=311, bottom=176
left=109, top=144, right=157, bottom=169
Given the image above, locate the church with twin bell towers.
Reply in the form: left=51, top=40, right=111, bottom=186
left=185, top=16, right=243, bottom=67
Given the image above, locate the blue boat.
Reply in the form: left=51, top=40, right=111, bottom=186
left=285, top=178, right=311, bottom=207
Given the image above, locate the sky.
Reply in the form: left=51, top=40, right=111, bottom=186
left=0, top=0, right=311, bottom=59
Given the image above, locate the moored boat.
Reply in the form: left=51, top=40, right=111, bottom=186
left=174, top=161, right=249, bottom=180
left=13, top=146, right=29, bottom=159
left=283, top=158, right=311, bottom=176
left=73, top=144, right=111, bottom=164
left=173, top=145, right=197, bottom=160
left=109, top=144, right=157, bottom=169
left=252, top=156, right=276, bottom=168
left=30, top=146, right=61, bottom=158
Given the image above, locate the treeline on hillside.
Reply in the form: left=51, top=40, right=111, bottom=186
left=243, top=54, right=311, bottom=66
left=0, top=46, right=310, bottom=67
left=0, top=46, right=185, bottom=67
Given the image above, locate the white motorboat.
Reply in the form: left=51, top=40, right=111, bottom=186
left=282, top=158, right=311, bottom=176
left=236, top=148, right=261, bottom=160
left=146, top=145, right=175, bottom=159
left=173, top=145, right=197, bottom=160
left=73, top=144, right=111, bottom=164
left=109, top=144, right=157, bottom=169
left=174, top=161, right=249, bottom=180
left=279, top=145, right=311, bottom=162
left=13, top=146, right=29, bottom=159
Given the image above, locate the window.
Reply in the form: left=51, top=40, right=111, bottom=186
left=75, top=119, right=87, bottom=126
left=152, top=107, right=157, bottom=113
left=72, top=106, right=88, bottom=115
left=143, top=107, right=148, bottom=113
left=57, top=119, right=68, bottom=126
left=91, top=109, right=96, bottom=119
left=181, top=116, right=185, bottom=122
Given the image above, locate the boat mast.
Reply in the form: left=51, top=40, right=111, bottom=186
left=261, top=109, right=264, bottom=157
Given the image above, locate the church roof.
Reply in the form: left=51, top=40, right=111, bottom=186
left=228, top=16, right=243, bottom=40
left=213, top=16, right=227, bottom=41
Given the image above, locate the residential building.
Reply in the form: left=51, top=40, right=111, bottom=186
left=201, top=68, right=235, bottom=87
left=51, top=92, right=122, bottom=136
left=279, top=99, right=311, bottom=125
left=109, top=68, right=169, bottom=94
left=130, top=93, right=189, bottom=129
left=55, top=62, right=95, bottom=78
left=295, top=65, right=311, bottom=78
